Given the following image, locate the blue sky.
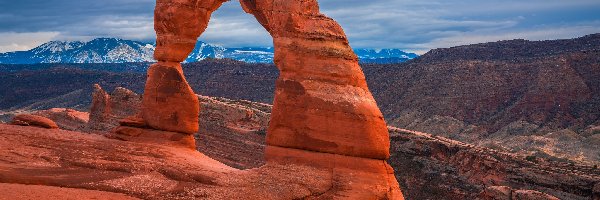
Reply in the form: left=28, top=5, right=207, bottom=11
left=0, top=0, right=599, bottom=54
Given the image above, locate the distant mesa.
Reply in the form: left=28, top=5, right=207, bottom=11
left=0, top=38, right=417, bottom=64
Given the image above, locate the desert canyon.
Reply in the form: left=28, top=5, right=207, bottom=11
left=0, top=0, right=600, bottom=200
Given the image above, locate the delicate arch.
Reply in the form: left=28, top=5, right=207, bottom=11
left=112, top=0, right=405, bottom=198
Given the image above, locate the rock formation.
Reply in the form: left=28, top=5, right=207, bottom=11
left=0, top=124, right=398, bottom=199
left=108, top=0, right=404, bottom=198
left=238, top=0, right=391, bottom=160
left=10, top=114, right=59, bottom=129
left=88, top=84, right=141, bottom=132
left=34, top=108, right=89, bottom=131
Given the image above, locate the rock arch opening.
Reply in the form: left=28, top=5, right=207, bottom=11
left=112, top=0, right=404, bottom=198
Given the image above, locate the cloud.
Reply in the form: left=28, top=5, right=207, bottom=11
left=0, top=32, right=60, bottom=53
left=408, top=21, right=600, bottom=54
left=0, top=0, right=599, bottom=53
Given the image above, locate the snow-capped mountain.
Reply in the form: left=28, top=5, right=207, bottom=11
left=0, top=38, right=155, bottom=64
left=0, top=38, right=417, bottom=64
left=354, top=49, right=419, bottom=64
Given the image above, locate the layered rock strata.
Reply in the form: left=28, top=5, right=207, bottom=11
left=239, top=0, right=390, bottom=160
left=389, top=127, right=600, bottom=200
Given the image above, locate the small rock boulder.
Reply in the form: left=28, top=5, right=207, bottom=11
left=11, top=114, right=59, bottom=129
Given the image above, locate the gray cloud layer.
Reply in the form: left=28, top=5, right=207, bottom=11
left=1, top=0, right=600, bottom=53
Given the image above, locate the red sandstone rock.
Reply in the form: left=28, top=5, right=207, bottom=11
left=238, top=0, right=391, bottom=160
left=0, top=183, right=139, bottom=200
left=10, top=114, right=59, bottom=129
left=111, top=126, right=196, bottom=149
left=154, top=0, right=227, bottom=62
left=151, top=0, right=390, bottom=160
left=88, top=84, right=142, bottom=132
left=88, top=84, right=113, bottom=131
left=35, top=108, right=89, bottom=131
left=111, top=0, right=402, bottom=197
left=0, top=124, right=401, bottom=199
left=266, top=146, right=404, bottom=199
left=140, top=62, right=199, bottom=134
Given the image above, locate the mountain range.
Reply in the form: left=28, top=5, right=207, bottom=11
left=0, top=38, right=418, bottom=64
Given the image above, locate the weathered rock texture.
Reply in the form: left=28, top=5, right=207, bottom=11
left=34, top=108, right=89, bottom=131
left=0, top=183, right=139, bottom=200
left=140, top=62, right=200, bottom=134
left=238, top=0, right=391, bottom=160
left=389, top=128, right=600, bottom=200
left=0, top=124, right=399, bottom=199
left=195, top=95, right=271, bottom=169
left=88, top=84, right=141, bottom=132
left=150, top=0, right=391, bottom=159
left=10, top=114, right=58, bottom=129
left=115, top=0, right=401, bottom=198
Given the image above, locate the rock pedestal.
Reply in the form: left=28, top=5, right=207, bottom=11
left=140, top=62, right=200, bottom=134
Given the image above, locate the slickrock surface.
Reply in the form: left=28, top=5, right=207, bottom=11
left=10, top=114, right=58, bottom=129
left=35, top=108, right=89, bottom=131
left=195, top=95, right=270, bottom=169
left=0, top=124, right=400, bottom=199
left=85, top=86, right=267, bottom=169
left=5, top=90, right=600, bottom=199
left=0, top=183, right=139, bottom=200
left=87, top=90, right=600, bottom=199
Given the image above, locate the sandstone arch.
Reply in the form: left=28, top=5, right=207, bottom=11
left=151, top=0, right=391, bottom=160
left=115, top=0, right=404, bottom=198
